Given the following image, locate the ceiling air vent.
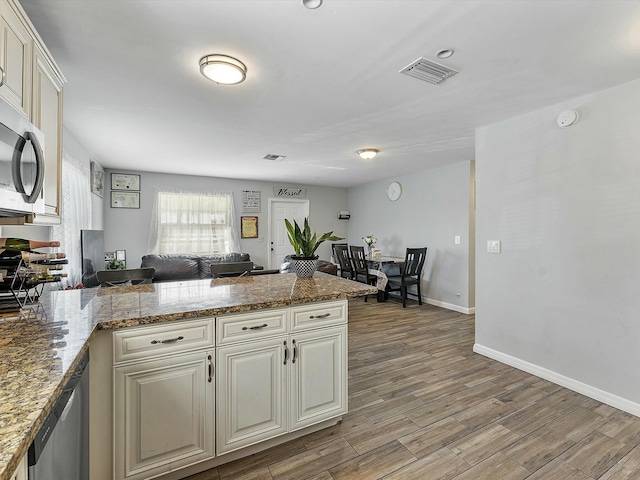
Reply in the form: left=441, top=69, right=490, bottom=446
left=399, top=57, right=458, bottom=85
left=263, top=154, right=286, bottom=161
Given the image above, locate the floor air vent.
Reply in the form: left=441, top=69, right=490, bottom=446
left=399, top=57, right=458, bottom=85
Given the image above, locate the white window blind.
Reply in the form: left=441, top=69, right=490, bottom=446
left=148, top=191, right=240, bottom=255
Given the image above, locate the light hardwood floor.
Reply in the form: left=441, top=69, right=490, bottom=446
left=184, top=298, right=640, bottom=480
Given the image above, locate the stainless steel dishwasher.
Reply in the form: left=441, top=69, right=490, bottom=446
left=27, top=351, right=89, bottom=480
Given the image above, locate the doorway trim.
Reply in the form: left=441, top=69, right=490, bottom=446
left=267, top=198, right=310, bottom=269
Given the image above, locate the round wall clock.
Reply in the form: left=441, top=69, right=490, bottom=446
left=387, top=181, right=402, bottom=201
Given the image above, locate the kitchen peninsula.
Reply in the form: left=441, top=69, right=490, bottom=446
left=0, top=272, right=376, bottom=480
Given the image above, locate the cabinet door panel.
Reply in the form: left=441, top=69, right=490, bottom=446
left=114, top=351, right=214, bottom=480
left=290, top=326, right=347, bottom=431
left=217, top=338, right=287, bottom=455
left=32, top=45, right=62, bottom=218
left=0, top=2, right=31, bottom=115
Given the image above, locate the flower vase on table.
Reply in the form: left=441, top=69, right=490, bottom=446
left=362, top=235, right=377, bottom=259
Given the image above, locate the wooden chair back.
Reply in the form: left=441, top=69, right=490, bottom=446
left=97, top=267, right=155, bottom=287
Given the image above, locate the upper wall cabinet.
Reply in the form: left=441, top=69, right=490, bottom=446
left=0, top=0, right=65, bottom=224
left=0, top=0, right=31, bottom=116
left=32, top=42, right=63, bottom=220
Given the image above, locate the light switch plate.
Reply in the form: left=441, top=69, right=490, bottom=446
left=487, top=240, right=501, bottom=253
left=454, top=235, right=461, bottom=245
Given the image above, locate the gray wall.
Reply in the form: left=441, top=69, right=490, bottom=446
left=103, top=169, right=348, bottom=269
left=475, top=79, right=640, bottom=411
left=348, top=160, right=475, bottom=312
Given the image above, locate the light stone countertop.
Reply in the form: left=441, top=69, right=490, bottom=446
left=0, top=272, right=376, bottom=480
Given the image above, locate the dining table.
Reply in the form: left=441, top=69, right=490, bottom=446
left=366, top=255, right=405, bottom=301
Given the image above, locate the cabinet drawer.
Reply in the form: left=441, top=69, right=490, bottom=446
left=217, top=308, right=288, bottom=345
left=289, top=300, right=347, bottom=331
left=113, top=318, right=214, bottom=363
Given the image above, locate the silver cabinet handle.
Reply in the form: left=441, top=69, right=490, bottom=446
left=292, top=339, right=297, bottom=364
left=207, top=355, right=213, bottom=383
left=242, top=323, right=268, bottom=331
left=309, top=313, right=330, bottom=319
left=0, top=66, right=4, bottom=87
left=150, top=335, right=184, bottom=345
left=283, top=340, right=289, bottom=365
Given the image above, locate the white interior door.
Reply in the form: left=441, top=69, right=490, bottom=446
left=268, top=199, right=309, bottom=269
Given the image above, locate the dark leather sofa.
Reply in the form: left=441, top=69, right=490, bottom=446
left=140, top=253, right=256, bottom=282
left=141, top=253, right=337, bottom=282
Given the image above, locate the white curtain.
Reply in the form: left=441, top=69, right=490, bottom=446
left=51, top=152, right=91, bottom=287
left=148, top=190, right=241, bottom=255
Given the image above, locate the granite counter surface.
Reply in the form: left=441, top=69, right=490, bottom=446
left=0, top=272, right=376, bottom=480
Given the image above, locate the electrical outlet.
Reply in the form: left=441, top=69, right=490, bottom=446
left=487, top=240, right=501, bottom=253
left=454, top=235, right=461, bottom=245
left=456, top=291, right=461, bottom=297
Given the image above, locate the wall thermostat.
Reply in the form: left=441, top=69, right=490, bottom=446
left=557, top=110, right=578, bottom=128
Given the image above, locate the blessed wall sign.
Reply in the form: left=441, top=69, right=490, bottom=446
left=273, top=187, right=306, bottom=198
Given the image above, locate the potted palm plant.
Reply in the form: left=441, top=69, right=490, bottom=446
left=285, top=217, right=343, bottom=278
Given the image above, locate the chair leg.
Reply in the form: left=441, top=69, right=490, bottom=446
left=417, top=283, right=422, bottom=305
left=402, top=285, right=407, bottom=308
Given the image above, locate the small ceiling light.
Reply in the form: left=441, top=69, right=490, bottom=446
left=302, top=0, right=322, bottom=8
left=436, top=49, right=454, bottom=59
left=199, top=54, right=247, bottom=85
left=357, top=149, right=379, bottom=160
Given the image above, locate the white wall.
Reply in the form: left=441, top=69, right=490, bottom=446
left=475, top=79, right=640, bottom=412
left=348, top=160, right=475, bottom=312
left=103, top=169, right=348, bottom=269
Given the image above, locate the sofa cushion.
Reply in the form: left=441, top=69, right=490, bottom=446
left=198, top=253, right=251, bottom=278
left=141, top=254, right=200, bottom=282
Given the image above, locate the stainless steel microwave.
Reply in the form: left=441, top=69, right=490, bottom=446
left=0, top=97, right=45, bottom=217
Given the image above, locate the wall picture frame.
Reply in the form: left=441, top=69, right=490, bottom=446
left=241, top=216, right=258, bottom=239
left=90, top=161, right=104, bottom=198
left=111, top=191, right=140, bottom=209
left=111, top=173, right=140, bottom=191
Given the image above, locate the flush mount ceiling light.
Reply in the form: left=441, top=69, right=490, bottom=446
left=302, top=0, right=322, bottom=8
left=199, top=54, right=247, bottom=85
left=357, top=149, right=379, bottom=160
left=436, top=49, right=454, bottom=59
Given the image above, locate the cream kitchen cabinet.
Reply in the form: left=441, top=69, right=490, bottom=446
left=0, top=0, right=31, bottom=117
left=112, top=318, right=216, bottom=480
left=8, top=455, right=26, bottom=480
left=216, top=301, right=347, bottom=455
left=31, top=42, right=63, bottom=221
left=0, top=0, right=65, bottom=224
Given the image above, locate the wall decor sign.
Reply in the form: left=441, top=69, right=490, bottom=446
left=273, top=187, right=306, bottom=198
left=241, top=216, right=258, bottom=238
left=111, top=191, right=140, bottom=209
left=111, top=173, right=140, bottom=191
left=90, top=161, right=104, bottom=198
left=242, top=190, right=261, bottom=213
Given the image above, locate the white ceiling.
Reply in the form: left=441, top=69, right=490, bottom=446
left=20, top=0, right=640, bottom=188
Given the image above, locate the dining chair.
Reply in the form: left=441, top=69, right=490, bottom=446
left=210, top=261, right=254, bottom=278
left=349, top=245, right=377, bottom=301
left=96, top=267, right=156, bottom=287
left=333, top=244, right=353, bottom=280
left=386, top=247, right=427, bottom=307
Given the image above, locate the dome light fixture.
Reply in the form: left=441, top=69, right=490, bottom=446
left=302, top=0, right=323, bottom=8
left=436, top=49, right=454, bottom=59
left=199, top=54, right=247, bottom=85
left=357, top=148, right=379, bottom=160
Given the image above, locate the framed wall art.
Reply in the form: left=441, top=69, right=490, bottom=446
left=241, top=216, right=258, bottom=238
left=111, top=173, right=140, bottom=191
left=111, top=191, right=140, bottom=209
left=90, top=161, right=104, bottom=198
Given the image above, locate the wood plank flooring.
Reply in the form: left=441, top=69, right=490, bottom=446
left=183, top=298, right=640, bottom=480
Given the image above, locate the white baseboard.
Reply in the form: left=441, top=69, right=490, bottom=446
left=473, top=343, right=640, bottom=417
left=426, top=297, right=475, bottom=315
